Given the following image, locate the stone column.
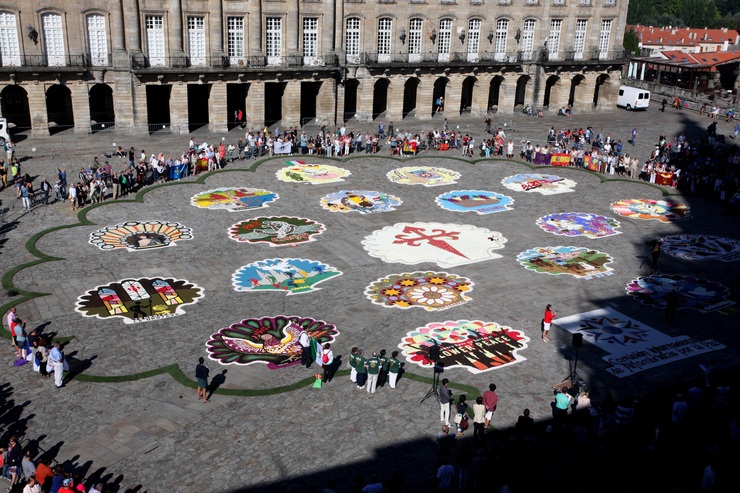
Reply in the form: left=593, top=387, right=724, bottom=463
left=282, top=80, right=301, bottom=128
left=356, top=77, right=374, bottom=122
left=573, top=74, right=595, bottom=112
left=28, top=83, right=49, bottom=136
left=316, top=79, right=335, bottom=126
left=288, top=0, right=298, bottom=54
left=250, top=4, right=262, bottom=55
left=169, top=0, right=184, bottom=56
left=112, top=72, right=135, bottom=133
left=445, top=74, right=463, bottom=116
left=385, top=76, right=404, bottom=122
left=416, top=74, right=435, bottom=120
left=131, top=81, right=148, bottom=134
left=71, top=82, right=92, bottom=134
left=472, top=75, right=490, bottom=115
left=111, top=1, right=128, bottom=66
left=209, top=81, right=228, bottom=133
left=170, top=83, right=188, bottom=134
left=210, top=0, right=224, bottom=58
left=246, top=80, right=264, bottom=129
left=499, top=76, right=516, bottom=113
left=124, top=0, right=141, bottom=52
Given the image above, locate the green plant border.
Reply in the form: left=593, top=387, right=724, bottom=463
left=0, top=156, right=673, bottom=396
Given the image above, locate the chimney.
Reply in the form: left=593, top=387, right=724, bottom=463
left=722, top=27, right=728, bottom=33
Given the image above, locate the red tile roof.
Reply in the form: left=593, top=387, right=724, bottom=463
left=627, top=25, right=740, bottom=48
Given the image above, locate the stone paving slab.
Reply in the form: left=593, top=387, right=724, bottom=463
left=2, top=106, right=740, bottom=493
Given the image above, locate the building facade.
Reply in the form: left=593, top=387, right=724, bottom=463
left=0, top=0, right=629, bottom=136
left=628, top=25, right=740, bottom=56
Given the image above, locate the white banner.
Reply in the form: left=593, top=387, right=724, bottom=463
left=274, top=142, right=293, bottom=155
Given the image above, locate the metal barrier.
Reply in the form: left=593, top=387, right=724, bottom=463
left=90, top=122, right=115, bottom=134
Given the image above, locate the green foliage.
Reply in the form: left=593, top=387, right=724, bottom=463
left=623, top=29, right=641, bottom=55
left=628, top=0, right=726, bottom=27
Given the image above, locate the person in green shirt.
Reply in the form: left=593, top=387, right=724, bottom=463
left=355, top=349, right=367, bottom=390
left=388, top=350, right=402, bottom=389
left=377, top=349, right=389, bottom=388
left=348, top=347, right=359, bottom=384
left=366, top=352, right=381, bottom=393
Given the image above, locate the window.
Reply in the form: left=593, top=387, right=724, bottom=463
left=438, top=18, right=452, bottom=60
left=378, top=18, right=392, bottom=61
left=0, top=11, right=20, bottom=66
left=599, top=19, right=612, bottom=57
left=188, top=17, right=206, bottom=66
left=145, top=15, right=165, bottom=66
left=494, top=19, right=508, bottom=60
left=548, top=19, right=561, bottom=60
left=574, top=19, right=587, bottom=58
left=521, top=19, right=536, bottom=60
left=42, top=13, right=65, bottom=66
left=86, top=14, right=108, bottom=66
left=266, top=17, right=282, bottom=64
left=303, top=17, right=318, bottom=64
left=227, top=17, right=245, bottom=64
left=408, top=18, right=422, bottom=61
left=346, top=17, right=360, bottom=63
left=467, top=18, right=481, bottom=62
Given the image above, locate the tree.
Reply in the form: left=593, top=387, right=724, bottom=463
left=623, top=29, right=641, bottom=56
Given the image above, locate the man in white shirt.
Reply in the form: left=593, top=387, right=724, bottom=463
left=49, top=341, right=65, bottom=388
left=298, top=331, right=312, bottom=369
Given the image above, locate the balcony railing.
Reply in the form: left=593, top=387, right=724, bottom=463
left=0, top=54, right=99, bottom=68
left=540, top=48, right=628, bottom=64
left=348, top=51, right=546, bottom=66
left=131, top=54, right=338, bottom=70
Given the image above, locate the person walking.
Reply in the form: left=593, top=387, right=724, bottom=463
left=195, top=356, right=210, bottom=402
left=388, top=350, right=402, bottom=389
left=542, top=304, right=557, bottom=342
left=366, top=352, right=380, bottom=393
left=439, top=378, right=453, bottom=426
left=48, top=341, right=65, bottom=388
left=472, top=396, right=486, bottom=442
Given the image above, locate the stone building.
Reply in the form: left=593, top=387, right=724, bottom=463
left=0, top=0, right=629, bottom=136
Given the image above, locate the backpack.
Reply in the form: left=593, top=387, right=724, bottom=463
left=460, top=415, right=469, bottom=431
left=322, top=352, right=329, bottom=364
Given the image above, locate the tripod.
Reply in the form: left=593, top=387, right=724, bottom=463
left=420, top=365, right=441, bottom=404
left=562, top=343, right=583, bottom=387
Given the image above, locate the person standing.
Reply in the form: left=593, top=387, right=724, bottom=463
left=298, top=330, right=312, bottom=369
left=366, top=351, right=380, bottom=393
left=377, top=349, right=389, bottom=388
left=630, top=127, right=638, bottom=146
left=320, top=343, right=335, bottom=383
left=482, top=383, right=499, bottom=429
left=388, top=350, right=402, bottom=389
left=68, top=182, right=77, bottom=211
left=195, top=357, right=210, bottom=402
left=348, top=347, right=359, bottom=384
left=542, top=304, right=557, bottom=342
left=661, top=97, right=668, bottom=112
left=650, top=240, right=661, bottom=274
left=48, top=341, right=65, bottom=388
left=439, top=378, right=453, bottom=427
left=21, top=450, right=37, bottom=484
left=20, top=182, right=31, bottom=211
left=355, top=349, right=368, bottom=390
left=472, top=396, right=486, bottom=442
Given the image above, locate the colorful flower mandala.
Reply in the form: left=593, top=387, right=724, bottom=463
left=660, top=234, right=740, bottom=262
left=365, top=272, right=473, bottom=311
left=207, top=315, right=339, bottom=369
left=536, top=212, right=621, bottom=239
left=626, top=274, right=732, bottom=312
left=610, top=199, right=691, bottom=222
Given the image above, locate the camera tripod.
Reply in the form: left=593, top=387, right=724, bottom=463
left=420, top=365, right=441, bottom=404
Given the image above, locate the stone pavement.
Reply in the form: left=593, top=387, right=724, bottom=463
left=1, top=104, right=739, bottom=493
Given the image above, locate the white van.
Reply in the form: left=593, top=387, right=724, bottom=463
left=617, top=86, right=651, bottom=110
left=0, top=118, right=10, bottom=144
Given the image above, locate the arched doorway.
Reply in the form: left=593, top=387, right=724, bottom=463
left=373, top=78, right=390, bottom=120
left=514, top=76, right=531, bottom=109
left=343, top=79, right=359, bottom=122
left=593, top=74, right=611, bottom=109
left=543, top=75, right=560, bottom=109
left=1, top=85, right=31, bottom=131
left=488, top=76, right=505, bottom=112
left=460, top=76, right=476, bottom=115
left=89, top=84, right=115, bottom=133
left=402, top=78, right=419, bottom=118
left=568, top=74, right=586, bottom=108
left=46, top=85, right=74, bottom=134
left=432, top=78, right=448, bottom=116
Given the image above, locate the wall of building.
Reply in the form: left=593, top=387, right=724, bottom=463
left=0, top=0, right=629, bottom=136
